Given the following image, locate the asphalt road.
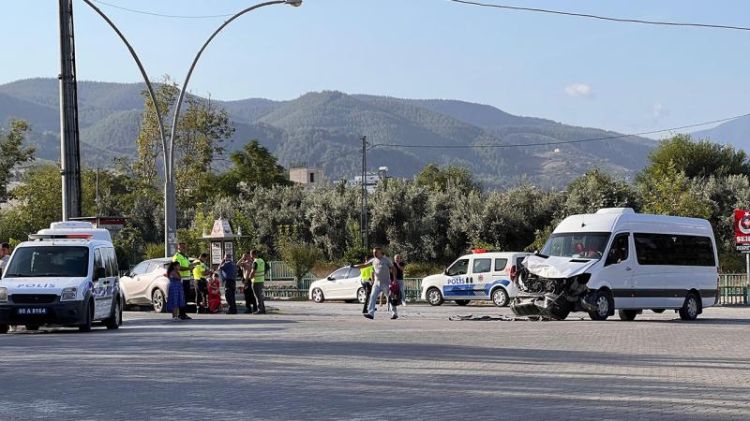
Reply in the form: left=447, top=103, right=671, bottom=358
left=2, top=301, right=750, bottom=420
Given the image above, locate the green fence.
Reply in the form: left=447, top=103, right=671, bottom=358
left=719, top=274, right=748, bottom=305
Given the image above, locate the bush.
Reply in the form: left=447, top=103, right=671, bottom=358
left=144, top=243, right=165, bottom=260
left=404, top=261, right=444, bottom=278
left=279, top=239, right=323, bottom=281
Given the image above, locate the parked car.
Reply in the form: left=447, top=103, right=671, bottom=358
left=309, top=266, right=368, bottom=304
left=120, top=258, right=196, bottom=312
left=420, top=250, right=529, bottom=307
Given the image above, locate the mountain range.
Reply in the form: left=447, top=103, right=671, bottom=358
left=0, top=77, right=664, bottom=188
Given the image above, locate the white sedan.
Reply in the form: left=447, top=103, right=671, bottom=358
left=309, top=266, right=368, bottom=304
left=120, top=258, right=192, bottom=313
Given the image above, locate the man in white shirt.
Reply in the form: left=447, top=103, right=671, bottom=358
left=354, top=247, right=396, bottom=320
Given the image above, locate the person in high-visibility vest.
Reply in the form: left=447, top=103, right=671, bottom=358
left=359, top=257, right=374, bottom=314
left=172, top=242, right=194, bottom=320
left=192, top=253, right=210, bottom=313
left=248, top=250, right=267, bottom=314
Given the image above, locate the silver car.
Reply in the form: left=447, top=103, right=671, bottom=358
left=120, top=258, right=196, bottom=312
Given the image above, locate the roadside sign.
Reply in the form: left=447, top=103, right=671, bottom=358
left=735, top=209, right=750, bottom=253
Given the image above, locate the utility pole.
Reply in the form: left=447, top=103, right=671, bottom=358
left=58, top=0, right=82, bottom=221
left=361, top=136, right=369, bottom=251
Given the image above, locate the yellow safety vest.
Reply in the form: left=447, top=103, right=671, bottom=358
left=173, top=252, right=191, bottom=279
left=253, top=258, right=266, bottom=283
left=193, top=262, right=208, bottom=280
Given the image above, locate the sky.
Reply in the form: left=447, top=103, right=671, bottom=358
left=1, top=0, right=749, bottom=137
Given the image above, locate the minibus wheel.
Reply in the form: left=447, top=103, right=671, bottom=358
left=588, top=290, right=612, bottom=321
left=679, top=293, right=700, bottom=321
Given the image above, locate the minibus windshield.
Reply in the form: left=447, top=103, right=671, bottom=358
left=3, top=246, right=89, bottom=278
left=541, top=232, right=611, bottom=259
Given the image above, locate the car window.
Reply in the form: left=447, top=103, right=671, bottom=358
left=105, top=248, right=117, bottom=277
left=347, top=267, right=361, bottom=278
left=94, top=249, right=105, bottom=278
left=330, top=267, right=350, bottom=280
left=130, top=261, right=149, bottom=276
left=446, top=259, right=469, bottom=276
left=494, top=258, right=508, bottom=272
left=472, top=258, right=491, bottom=274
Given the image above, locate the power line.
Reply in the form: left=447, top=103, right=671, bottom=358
left=91, top=0, right=233, bottom=19
left=449, top=0, right=750, bottom=32
left=371, top=112, right=750, bottom=150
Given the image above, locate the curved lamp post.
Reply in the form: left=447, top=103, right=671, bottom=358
left=81, top=0, right=302, bottom=256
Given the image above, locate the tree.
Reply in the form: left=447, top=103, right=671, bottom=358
left=415, top=164, right=479, bottom=193
left=564, top=169, right=640, bottom=215
left=218, top=140, right=290, bottom=196
left=638, top=161, right=712, bottom=218
left=278, top=235, right=323, bottom=283
left=641, top=134, right=750, bottom=180
left=0, top=119, right=35, bottom=201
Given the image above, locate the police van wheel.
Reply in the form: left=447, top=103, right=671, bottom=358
left=455, top=300, right=470, bottom=306
left=427, top=288, right=444, bottom=306
left=356, top=288, right=367, bottom=304
left=311, top=288, right=325, bottom=303
left=79, top=301, right=93, bottom=332
left=492, top=288, right=510, bottom=307
left=105, top=298, right=121, bottom=330
left=679, top=293, right=700, bottom=321
left=0, top=325, right=8, bottom=334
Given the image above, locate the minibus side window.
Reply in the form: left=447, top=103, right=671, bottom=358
left=634, top=233, right=716, bottom=266
left=605, top=234, right=629, bottom=266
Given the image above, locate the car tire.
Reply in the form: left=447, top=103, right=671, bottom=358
left=679, top=292, right=701, bottom=321
left=311, top=288, right=325, bottom=303
left=79, top=300, right=93, bottom=332
left=356, top=287, right=367, bottom=304
left=588, top=290, right=612, bottom=321
left=455, top=300, right=470, bottom=306
left=0, top=325, right=8, bottom=334
left=491, top=288, right=510, bottom=307
left=152, top=289, right=167, bottom=313
left=25, top=325, right=40, bottom=331
left=618, top=310, right=638, bottom=321
left=105, top=297, right=121, bottom=330
left=426, top=287, right=444, bottom=306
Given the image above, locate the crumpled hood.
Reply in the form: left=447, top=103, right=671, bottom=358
left=523, top=255, right=597, bottom=279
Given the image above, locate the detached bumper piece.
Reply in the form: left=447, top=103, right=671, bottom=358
left=510, top=293, right=574, bottom=320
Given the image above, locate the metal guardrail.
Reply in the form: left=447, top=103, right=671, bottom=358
left=719, top=274, right=748, bottom=305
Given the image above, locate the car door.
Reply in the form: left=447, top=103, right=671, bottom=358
left=92, top=248, right=113, bottom=319
left=600, top=232, right=635, bottom=309
left=442, top=258, right=470, bottom=299
left=488, top=257, right=510, bottom=296
left=341, top=267, right=362, bottom=299
left=325, top=267, right=351, bottom=298
left=123, top=261, right=150, bottom=304
left=469, top=257, right=492, bottom=300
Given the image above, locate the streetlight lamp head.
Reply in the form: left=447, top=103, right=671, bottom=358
left=285, top=0, right=302, bottom=7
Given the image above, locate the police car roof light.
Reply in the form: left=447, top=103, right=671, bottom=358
left=472, top=249, right=488, bottom=254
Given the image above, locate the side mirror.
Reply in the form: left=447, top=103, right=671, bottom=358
left=94, top=267, right=106, bottom=281
left=327, top=276, right=335, bottom=281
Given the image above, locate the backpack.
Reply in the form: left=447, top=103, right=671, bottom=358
left=388, top=279, right=401, bottom=306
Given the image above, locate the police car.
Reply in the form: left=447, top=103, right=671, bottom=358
left=420, top=250, right=529, bottom=307
left=0, top=221, right=122, bottom=333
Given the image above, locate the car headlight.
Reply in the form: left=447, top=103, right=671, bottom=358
left=60, top=287, right=77, bottom=301
left=0, top=287, right=7, bottom=303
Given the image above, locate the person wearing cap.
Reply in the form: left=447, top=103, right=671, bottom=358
left=172, top=242, right=194, bottom=320
left=0, top=242, right=11, bottom=276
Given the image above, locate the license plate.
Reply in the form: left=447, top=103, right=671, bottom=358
left=16, top=308, right=47, bottom=316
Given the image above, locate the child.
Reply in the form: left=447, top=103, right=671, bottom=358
left=208, top=273, right=222, bottom=314
left=166, top=262, right=185, bottom=320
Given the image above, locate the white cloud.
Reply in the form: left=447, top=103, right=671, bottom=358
left=564, top=83, right=593, bottom=98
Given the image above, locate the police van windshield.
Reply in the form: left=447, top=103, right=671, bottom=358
left=541, top=232, right=611, bottom=259
left=3, top=246, right=90, bottom=278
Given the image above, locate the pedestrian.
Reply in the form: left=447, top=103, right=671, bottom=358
left=354, top=247, right=396, bottom=320
left=394, top=254, right=406, bottom=306
left=0, top=242, right=11, bottom=276
left=218, top=254, right=238, bottom=314
left=208, top=273, right=222, bottom=314
left=166, top=262, right=185, bottom=321
left=248, top=250, right=267, bottom=314
left=359, top=256, right=374, bottom=314
left=172, top=242, right=194, bottom=320
left=193, top=253, right=210, bottom=313
left=237, top=252, right=257, bottom=314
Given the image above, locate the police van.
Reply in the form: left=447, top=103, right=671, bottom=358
left=0, top=221, right=122, bottom=333
left=420, top=250, right=530, bottom=307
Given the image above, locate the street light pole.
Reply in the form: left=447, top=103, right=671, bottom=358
left=81, top=0, right=302, bottom=257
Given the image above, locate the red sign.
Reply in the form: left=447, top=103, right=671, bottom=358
left=734, top=209, right=750, bottom=245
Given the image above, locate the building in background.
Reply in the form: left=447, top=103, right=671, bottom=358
left=352, top=166, right=389, bottom=193
left=290, top=167, right=326, bottom=187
